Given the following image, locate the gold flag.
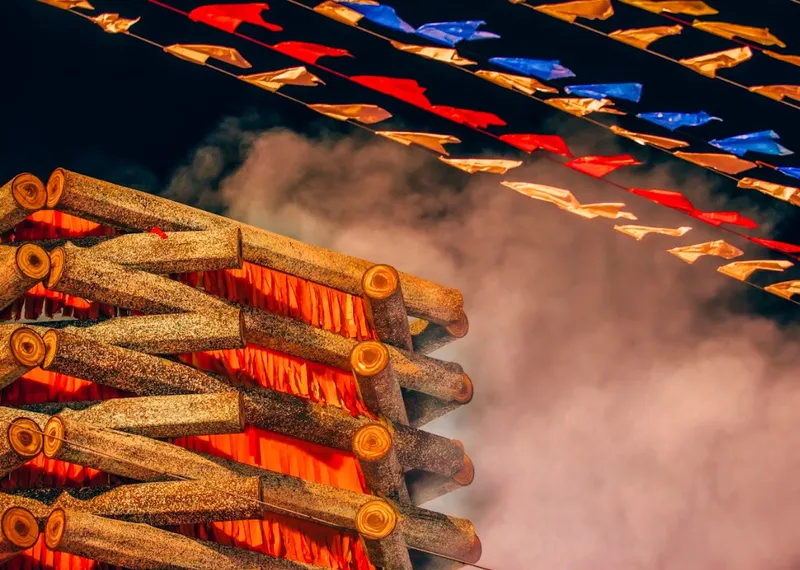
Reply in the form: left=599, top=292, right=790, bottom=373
left=313, top=1, right=365, bottom=26
left=668, top=240, right=744, bottom=264
left=750, top=85, right=800, bottom=103
left=501, top=182, right=580, bottom=209
left=390, top=41, right=476, bottom=66
left=608, top=25, right=683, bottom=50
left=164, top=44, right=252, bottom=69
left=679, top=47, right=752, bottom=77
left=534, top=0, right=613, bottom=22
left=240, top=67, right=323, bottom=92
left=38, top=0, right=94, bottom=10
left=674, top=152, right=756, bottom=175
left=717, top=260, right=793, bottom=282
left=692, top=21, right=785, bottom=48
left=439, top=158, right=523, bottom=174
left=90, top=13, right=140, bottom=33
left=545, top=97, right=623, bottom=116
left=763, top=51, right=800, bottom=68
left=508, top=0, right=527, bottom=3
left=308, top=104, right=392, bottom=124
left=765, top=281, right=800, bottom=300
left=618, top=0, right=717, bottom=15
left=475, top=70, right=558, bottom=95
left=565, top=203, right=637, bottom=220
left=737, top=178, right=800, bottom=203
left=614, top=225, right=692, bottom=240
left=610, top=125, right=689, bottom=150
left=377, top=131, right=461, bottom=155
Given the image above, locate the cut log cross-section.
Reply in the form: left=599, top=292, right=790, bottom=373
left=362, top=264, right=413, bottom=352
left=0, top=243, right=50, bottom=311
left=351, top=341, right=409, bottom=426
left=44, top=508, right=325, bottom=570
left=356, top=499, right=413, bottom=570
left=0, top=325, right=46, bottom=389
left=0, top=417, right=44, bottom=477
left=0, top=173, right=47, bottom=233
left=0, top=506, right=40, bottom=564
left=353, top=423, right=409, bottom=503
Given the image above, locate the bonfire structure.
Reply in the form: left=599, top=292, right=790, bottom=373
left=0, top=169, right=478, bottom=570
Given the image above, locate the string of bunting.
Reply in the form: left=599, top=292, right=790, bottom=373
left=40, top=2, right=800, bottom=311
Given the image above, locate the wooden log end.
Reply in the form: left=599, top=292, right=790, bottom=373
left=41, top=329, right=59, bottom=370
left=1, top=506, right=40, bottom=550
left=44, top=507, right=66, bottom=551
left=453, top=453, right=475, bottom=486
left=46, top=168, right=66, bottom=209
left=16, top=243, right=51, bottom=281
left=42, top=416, right=65, bottom=458
left=9, top=327, right=46, bottom=367
left=353, top=424, right=392, bottom=461
left=350, top=341, right=390, bottom=377
left=10, top=173, right=47, bottom=212
left=362, top=264, right=400, bottom=301
left=355, top=499, right=397, bottom=540
left=45, top=247, right=65, bottom=289
left=454, top=374, right=474, bottom=405
left=445, top=310, right=469, bottom=339
left=7, top=418, right=44, bottom=459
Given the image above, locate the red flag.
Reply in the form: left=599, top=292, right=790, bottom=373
left=691, top=211, right=757, bottom=229
left=566, top=154, right=641, bottom=177
left=150, top=227, right=168, bottom=239
left=272, top=41, right=351, bottom=64
left=749, top=237, right=800, bottom=254
left=430, top=105, right=506, bottom=129
left=189, top=3, right=283, bottom=32
left=630, top=188, right=695, bottom=211
left=350, top=76, right=432, bottom=108
left=500, top=134, right=572, bottom=157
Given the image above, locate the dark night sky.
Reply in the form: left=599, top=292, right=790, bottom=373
left=4, top=0, right=800, bottom=321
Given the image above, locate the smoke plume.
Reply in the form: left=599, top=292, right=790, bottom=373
left=171, top=126, right=800, bottom=570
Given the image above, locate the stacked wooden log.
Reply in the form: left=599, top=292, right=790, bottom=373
left=0, top=169, right=480, bottom=570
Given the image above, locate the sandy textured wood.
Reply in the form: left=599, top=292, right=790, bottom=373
left=357, top=500, right=413, bottom=570
left=0, top=418, right=43, bottom=477
left=243, top=306, right=471, bottom=404
left=350, top=341, right=409, bottom=426
left=404, top=378, right=473, bottom=428
left=48, top=168, right=464, bottom=326
left=65, top=309, right=246, bottom=354
left=406, top=453, right=475, bottom=506
left=0, top=243, right=50, bottom=311
left=0, top=173, right=46, bottom=233
left=409, top=311, right=469, bottom=355
left=0, top=506, right=40, bottom=563
left=46, top=242, right=230, bottom=315
left=87, top=228, right=243, bottom=274
left=353, top=424, right=409, bottom=503
left=0, top=325, right=46, bottom=389
left=362, top=265, right=413, bottom=351
left=45, top=508, right=320, bottom=570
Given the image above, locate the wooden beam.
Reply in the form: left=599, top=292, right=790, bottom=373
left=0, top=243, right=50, bottom=311
left=361, top=265, right=412, bottom=351
left=356, top=500, right=413, bottom=570
left=0, top=506, right=40, bottom=564
left=47, top=168, right=464, bottom=326
left=406, top=453, right=475, bottom=506
left=403, top=379, right=473, bottom=428
left=409, top=311, right=469, bottom=355
left=46, top=242, right=230, bottom=315
left=44, top=508, right=323, bottom=570
left=350, top=341, right=409, bottom=425
left=0, top=418, right=43, bottom=477
left=87, top=228, right=243, bottom=274
left=0, top=325, right=46, bottom=389
left=353, top=423, right=409, bottom=503
left=0, top=173, right=46, bottom=233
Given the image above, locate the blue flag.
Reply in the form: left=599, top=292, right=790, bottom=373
left=339, top=2, right=415, bottom=33
left=489, top=57, right=575, bottom=80
left=636, top=111, right=721, bottom=131
left=564, top=83, right=643, bottom=103
left=709, top=130, right=794, bottom=157
left=415, top=20, right=500, bottom=47
left=778, top=166, right=800, bottom=181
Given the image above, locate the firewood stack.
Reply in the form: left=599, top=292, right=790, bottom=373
left=0, top=169, right=479, bottom=570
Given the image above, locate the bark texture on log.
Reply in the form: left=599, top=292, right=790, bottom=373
left=357, top=500, right=413, bottom=570
left=48, top=168, right=464, bottom=326
left=87, top=228, right=243, bottom=274
left=64, top=309, right=246, bottom=354
left=46, top=242, right=229, bottom=315
left=0, top=506, right=40, bottom=563
left=0, top=173, right=46, bottom=233
left=0, top=325, right=46, bottom=389
left=403, top=382, right=473, bottom=429
left=409, top=311, right=469, bottom=355
left=45, top=508, right=321, bottom=570
left=406, top=453, right=475, bottom=506
left=350, top=341, right=409, bottom=426
left=0, top=418, right=44, bottom=477
left=353, top=424, right=409, bottom=503
left=361, top=265, right=413, bottom=352
left=0, top=243, right=50, bottom=311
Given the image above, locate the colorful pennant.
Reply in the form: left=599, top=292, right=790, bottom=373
left=164, top=44, right=252, bottom=68
left=415, top=20, right=500, bottom=47
left=709, top=131, right=794, bottom=158
left=679, top=47, right=752, bottom=78
left=188, top=3, right=282, bottom=33
left=544, top=97, right=624, bottom=116
left=90, top=13, right=140, bottom=33
left=614, top=225, right=692, bottom=240
left=272, top=41, right=352, bottom=64
left=672, top=152, right=757, bottom=175
left=608, top=25, right=683, bottom=49
left=618, top=0, right=718, bottom=16
left=564, top=83, right=643, bottom=103
left=308, top=104, right=392, bottom=123
left=489, top=57, right=576, bottom=80
left=474, top=70, right=558, bottom=95
left=565, top=155, right=641, bottom=177
left=390, top=42, right=476, bottom=66
left=376, top=131, right=461, bottom=154
left=534, top=0, right=614, bottom=22
left=636, top=111, right=720, bottom=131
left=239, top=67, right=324, bottom=92
left=691, top=21, right=785, bottom=48
left=609, top=125, right=689, bottom=150
left=668, top=240, right=744, bottom=264
left=717, top=260, right=793, bottom=282
left=500, top=134, right=572, bottom=156
left=438, top=157, right=523, bottom=174
left=337, top=2, right=415, bottom=33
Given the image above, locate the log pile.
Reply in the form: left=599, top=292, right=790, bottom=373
left=0, top=168, right=481, bottom=570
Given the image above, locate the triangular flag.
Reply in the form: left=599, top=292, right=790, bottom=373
left=618, top=0, right=717, bottom=15
left=390, top=41, right=476, bottom=66
left=673, top=152, right=756, bottom=174
left=90, top=13, right=140, bottom=33
left=38, top=0, right=94, bottom=10
left=610, top=125, right=689, bottom=150
left=636, top=111, right=720, bottom=131
left=272, top=41, right=352, bottom=64
left=415, top=20, right=500, bottom=47
left=717, top=260, right=793, bottom=282
left=430, top=106, right=507, bottom=129
left=351, top=76, right=432, bottom=108
left=565, top=203, right=637, bottom=220
left=239, top=67, right=323, bottom=91
left=308, top=104, right=392, bottom=124
left=337, top=2, right=415, bottom=33
left=737, top=178, right=800, bottom=204
left=475, top=70, right=558, bottom=95
left=501, top=182, right=580, bottom=208
left=438, top=157, right=523, bottom=174
left=164, top=44, right=252, bottom=68
left=668, top=240, right=743, bottom=264
left=314, top=1, right=365, bottom=26
left=188, top=4, right=282, bottom=33
left=692, top=21, right=785, bottom=48
left=376, top=131, right=461, bottom=155
left=564, top=83, right=643, bottom=103
left=544, top=97, right=623, bottom=116
left=679, top=47, right=752, bottom=78
left=614, top=225, right=692, bottom=240
left=566, top=155, right=641, bottom=177
left=750, top=85, right=800, bottom=103
left=500, top=134, right=572, bottom=157
left=535, top=0, right=613, bottom=22
left=764, top=281, right=800, bottom=300
left=763, top=51, right=800, bottom=68
left=710, top=131, right=793, bottom=158
left=608, top=25, right=682, bottom=49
